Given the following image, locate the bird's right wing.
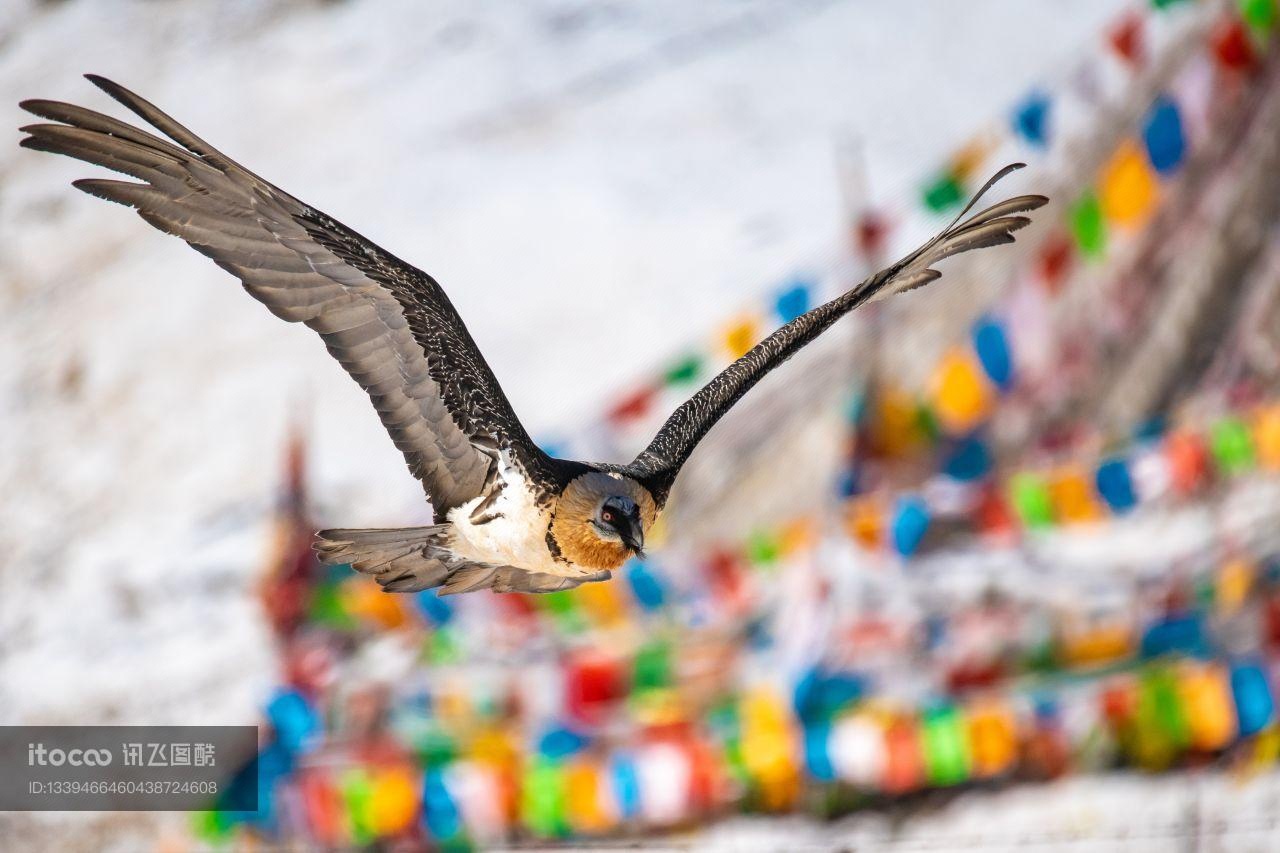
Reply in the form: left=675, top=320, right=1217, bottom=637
left=625, top=164, right=1047, bottom=504
left=19, top=76, right=556, bottom=516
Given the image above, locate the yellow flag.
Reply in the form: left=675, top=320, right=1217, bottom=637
left=722, top=316, right=760, bottom=359
left=931, top=349, right=991, bottom=434
left=577, top=578, right=627, bottom=627
left=1048, top=467, right=1102, bottom=523
left=1099, top=139, right=1159, bottom=228
left=1253, top=404, right=1280, bottom=470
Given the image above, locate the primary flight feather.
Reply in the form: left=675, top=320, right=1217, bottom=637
left=19, top=76, right=1047, bottom=595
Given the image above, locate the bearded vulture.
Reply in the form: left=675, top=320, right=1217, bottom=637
left=19, top=76, right=1047, bottom=595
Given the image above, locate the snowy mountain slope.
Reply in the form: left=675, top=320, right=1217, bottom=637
left=0, top=0, right=1118, bottom=728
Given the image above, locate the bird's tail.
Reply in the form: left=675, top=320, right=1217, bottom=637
left=866, top=162, right=1048, bottom=302
left=313, top=525, right=455, bottom=593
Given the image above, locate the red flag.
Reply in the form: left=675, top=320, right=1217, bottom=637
left=1108, top=12, right=1145, bottom=68
left=1211, top=18, right=1256, bottom=72
left=608, top=384, right=658, bottom=424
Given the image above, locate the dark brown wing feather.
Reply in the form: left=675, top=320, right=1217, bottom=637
left=626, top=163, right=1047, bottom=504
left=19, top=75, right=556, bottom=515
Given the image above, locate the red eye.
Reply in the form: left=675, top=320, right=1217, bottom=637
left=602, top=511, right=614, bottom=523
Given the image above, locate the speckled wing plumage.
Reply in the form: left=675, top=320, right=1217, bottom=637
left=626, top=163, right=1048, bottom=504
left=19, top=75, right=555, bottom=517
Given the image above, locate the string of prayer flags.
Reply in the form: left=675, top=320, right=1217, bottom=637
left=243, top=538, right=1280, bottom=846
left=578, top=0, right=1277, bottom=457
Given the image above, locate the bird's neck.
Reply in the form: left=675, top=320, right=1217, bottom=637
left=549, top=518, right=631, bottom=570
left=548, top=472, right=656, bottom=570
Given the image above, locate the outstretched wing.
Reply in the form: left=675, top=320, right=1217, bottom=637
left=625, top=163, right=1047, bottom=504
left=19, top=75, right=555, bottom=516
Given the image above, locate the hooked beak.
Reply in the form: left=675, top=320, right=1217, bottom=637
left=619, top=512, right=645, bottom=558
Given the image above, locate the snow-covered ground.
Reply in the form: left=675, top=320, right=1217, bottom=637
left=700, top=769, right=1280, bottom=852
left=13, top=0, right=1270, bottom=848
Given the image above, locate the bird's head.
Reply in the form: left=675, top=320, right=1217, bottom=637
left=551, top=471, right=657, bottom=570
left=593, top=494, right=646, bottom=557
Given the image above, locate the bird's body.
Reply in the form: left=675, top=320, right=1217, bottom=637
left=20, top=76, right=1047, bottom=595
left=451, top=460, right=561, bottom=574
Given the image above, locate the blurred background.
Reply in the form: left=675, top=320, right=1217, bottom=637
left=3, top=0, right=1280, bottom=849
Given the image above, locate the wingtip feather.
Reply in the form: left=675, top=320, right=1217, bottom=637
left=18, top=98, right=51, bottom=117
left=83, top=73, right=116, bottom=93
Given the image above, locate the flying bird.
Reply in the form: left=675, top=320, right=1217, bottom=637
left=20, top=76, right=1046, bottom=595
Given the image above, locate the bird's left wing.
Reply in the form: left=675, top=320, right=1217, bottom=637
left=625, top=163, right=1047, bottom=504
left=19, top=76, right=556, bottom=516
